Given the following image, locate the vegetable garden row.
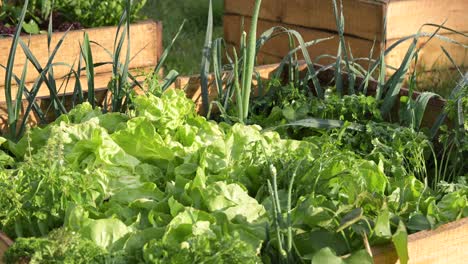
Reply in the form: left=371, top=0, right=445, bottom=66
left=0, top=0, right=467, bottom=263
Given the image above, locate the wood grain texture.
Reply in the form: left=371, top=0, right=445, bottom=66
left=0, top=231, right=13, bottom=264
left=0, top=66, right=153, bottom=102
left=0, top=68, right=150, bottom=131
left=386, top=0, right=468, bottom=39
left=224, top=0, right=386, bottom=41
left=0, top=20, right=162, bottom=90
left=224, top=14, right=378, bottom=65
left=373, top=217, right=468, bottom=264
left=225, top=0, right=467, bottom=40
left=224, top=0, right=467, bottom=71
left=385, top=32, right=468, bottom=70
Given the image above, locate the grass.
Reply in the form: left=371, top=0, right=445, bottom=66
left=140, top=0, right=224, bottom=75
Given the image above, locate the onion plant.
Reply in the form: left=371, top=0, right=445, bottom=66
left=1, top=0, right=184, bottom=140
left=2, top=0, right=29, bottom=139
left=197, top=0, right=467, bottom=192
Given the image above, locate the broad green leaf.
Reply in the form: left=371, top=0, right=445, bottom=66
left=295, top=230, right=349, bottom=258
left=311, top=247, right=344, bottom=264
left=413, top=92, right=440, bottom=129
left=344, top=249, right=373, bottom=264
left=203, top=182, right=266, bottom=223
left=80, top=218, right=133, bottom=250
left=168, top=196, right=185, bottom=217
left=373, top=206, right=392, bottom=240
left=0, top=137, right=14, bottom=167
left=122, top=227, right=165, bottom=256
left=435, top=190, right=467, bottom=222
left=162, top=207, right=215, bottom=245
left=110, top=182, right=165, bottom=205
left=265, top=118, right=364, bottom=132
left=407, top=212, right=432, bottom=232
left=337, top=208, right=363, bottom=232
left=22, top=19, right=40, bottom=34
left=392, top=221, right=409, bottom=264
left=112, top=117, right=175, bottom=162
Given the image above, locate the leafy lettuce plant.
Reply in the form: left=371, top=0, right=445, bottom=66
left=2, top=0, right=147, bottom=30
left=4, top=228, right=126, bottom=263
left=2, top=87, right=466, bottom=263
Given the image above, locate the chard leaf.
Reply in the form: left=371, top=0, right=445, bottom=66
left=311, top=247, right=343, bottom=264
left=373, top=206, right=392, bottom=240
left=392, top=221, right=409, bottom=264
left=337, top=208, right=363, bottom=232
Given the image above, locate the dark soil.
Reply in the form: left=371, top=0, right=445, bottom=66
left=0, top=12, right=83, bottom=36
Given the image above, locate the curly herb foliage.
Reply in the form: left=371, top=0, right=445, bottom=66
left=50, top=0, right=147, bottom=28
left=4, top=228, right=130, bottom=264
left=331, top=122, right=432, bottom=180
left=1, top=0, right=146, bottom=31
left=250, top=83, right=382, bottom=140
left=144, top=231, right=261, bottom=264
left=0, top=130, right=104, bottom=239
left=434, top=84, right=468, bottom=185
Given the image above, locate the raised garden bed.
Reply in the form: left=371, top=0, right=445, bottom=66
left=224, top=0, right=468, bottom=71
left=172, top=62, right=447, bottom=127
left=0, top=0, right=466, bottom=261
left=0, top=232, right=13, bottom=264
left=0, top=19, right=162, bottom=99
left=373, top=217, right=468, bottom=264
left=1, top=218, right=464, bottom=264
left=0, top=57, right=466, bottom=262
left=125, top=62, right=467, bottom=263
left=0, top=19, right=162, bottom=130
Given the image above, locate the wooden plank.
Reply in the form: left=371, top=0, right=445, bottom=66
left=386, top=0, right=468, bottom=39
left=0, top=69, right=150, bottom=131
left=225, top=14, right=467, bottom=73
left=0, top=88, right=109, bottom=133
left=224, top=0, right=467, bottom=75
left=385, top=32, right=468, bottom=71
left=224, top=0, right=387, bottom=41
left=225, top=0, right=467, bottom=41
left=373, top=217, right=468, bottom=264
left=255, top=50, right=286, bottom=65
left=0, top=20, right=162, bottom=88
left=0, top=232, right=13, bottom=264
left=224, top=15, right=378, bottom=65
left=0, top=66, right=153, bottom=102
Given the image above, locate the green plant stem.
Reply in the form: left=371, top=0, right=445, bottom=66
left=242, top=0, right=262, bottom=121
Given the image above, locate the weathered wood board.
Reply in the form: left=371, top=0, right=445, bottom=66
left=0, top=20, right=162, bottom=101
left=224, top=0, right=468, bottom=71
left=372, top=217, right=468, bottom=264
